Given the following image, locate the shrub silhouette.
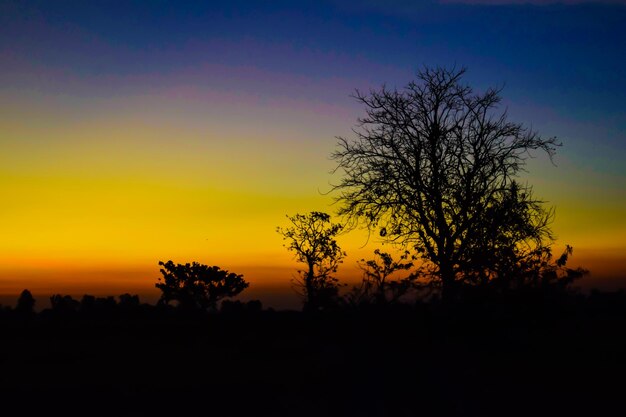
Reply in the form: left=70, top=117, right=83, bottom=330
left=155, top=260, right=248, bottom=311
left=49, top=294, right=80, bottom=315
left=15, top=289, right=36, bottom=315
left=118, top=293, right=140, bottom=309
left=79, top=294, right=118, bottom=315
left=79, top=294, right=97, bottom=313
left=347, top=249, right=418, bottom=306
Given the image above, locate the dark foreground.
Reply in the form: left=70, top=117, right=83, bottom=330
left=1, top=292, right=625, bottom=417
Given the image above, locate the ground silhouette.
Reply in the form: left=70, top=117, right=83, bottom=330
left=0, top=285, right=625, bottom=416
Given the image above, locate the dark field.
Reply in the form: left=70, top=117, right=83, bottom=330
left=1, top=293, right=625, bottom=417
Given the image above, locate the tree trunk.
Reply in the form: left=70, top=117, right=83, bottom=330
left=304, top=260, right=316, bottom=312
left=440, top=262, right=457, bottom=303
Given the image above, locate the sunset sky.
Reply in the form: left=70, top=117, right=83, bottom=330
left=1, top=0, right=625, bottom=307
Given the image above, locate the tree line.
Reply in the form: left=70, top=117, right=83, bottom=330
left=130, top=66, right=587, bottom=313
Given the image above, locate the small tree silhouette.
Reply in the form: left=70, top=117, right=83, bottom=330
left=15, top=289, right=35, bottom=315
left=118, top=293, right=140, bottom=308
left=49, top=294, right=80, bottom=314
left=277, top=212, right=345, bottom=312
left=354, top=249, right=417, bottom=305
left=512, top=245, right=587, bottom=293
left=155, top=261, right=248, bottom=311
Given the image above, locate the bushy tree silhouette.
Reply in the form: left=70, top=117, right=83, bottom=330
left=352, top=249, right=417, bottom=305
left=277, top=212, right=345, bottom=311
left=155, top=261, right=248, bottom=311
left=332, top=66, right=563, bottom=300
left=49, top=294, right=80, bottom=314
left=79, top=295, right=118, bottom=315
left=15, top=289, right=35, bottom=315
left=118, top=293, right=140, bottom=309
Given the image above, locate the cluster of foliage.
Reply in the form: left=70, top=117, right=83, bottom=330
left=156, top=261, right=248, bottom=311
left=15, top=289, right=36, bottom=314
left=345, top=249, right=418, bottom=306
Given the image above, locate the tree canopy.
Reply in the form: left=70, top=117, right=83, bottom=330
left=156, top=261, right=248, bottom=311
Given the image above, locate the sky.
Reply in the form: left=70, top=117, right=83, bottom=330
left=1, top=0, right=625, bottom=308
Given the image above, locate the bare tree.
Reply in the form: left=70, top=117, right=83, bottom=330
left=277, top=212, right=345, bottom=311
left=331, top=66, right=560, bottom=301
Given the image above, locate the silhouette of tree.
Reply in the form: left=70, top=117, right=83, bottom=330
left=353, top=249, right=417, bottom=305
left=49, top=294, right=80, bottom=314
left=277, top=212, right=345, bottom=311
left=155, top=261, right=248, bottom=311
left=118, top=293, right=140, bottom=308
left=331, top=66, right=560, bottom=301
left=15, top=289, right=35, bottom=315
left=79, top=294, right=97, bottom=313
left=512, top=244, right=587, bottom=293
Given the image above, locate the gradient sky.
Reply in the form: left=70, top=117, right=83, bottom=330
left=1, top=0, right=625, bottom=307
